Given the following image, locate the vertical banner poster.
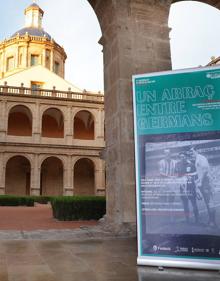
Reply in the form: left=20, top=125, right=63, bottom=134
left=133, top=66, right=220, bottom=270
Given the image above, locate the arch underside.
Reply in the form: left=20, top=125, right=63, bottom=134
left=74, top=158, right=95, bottom=195
left=5, top=156, right=31, bottom=196
left=172, top=0, right=220, bottom=8
left=41, top=157, right=63, bottom=196
left=88, top=0, right=220, bottom=11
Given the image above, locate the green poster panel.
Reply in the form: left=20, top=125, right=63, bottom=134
left=133, top=66, right=220, bottom=270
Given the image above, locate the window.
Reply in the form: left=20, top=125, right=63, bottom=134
left=54, top=61, right=60, bottom=75
left=31, top=81, right=43, bottom=91
left=31, top=54, right=39, bottom=66
left=7, top=57, right=14, bottom=71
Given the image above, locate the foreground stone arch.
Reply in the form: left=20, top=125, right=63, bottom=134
left=5, top=156, right=31, bottom=195
left=87, top=0, right=220, bottom=231
left=7, top=105, right=32, bottom=136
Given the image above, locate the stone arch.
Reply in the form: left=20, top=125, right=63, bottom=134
left=73, top=110, right=95, bottom=140
left=74, top=158, right=95, bottom=195
left=86, top=0, right=220, bottom=230
left=5, top=155, right=31, bottom=195
left=7, top=104, right=32, bottom=136
left=171, top=0, right=220, bottom=7
left=40, top=156, right=63, bottom=196
left=42, top=107, right=64, bottom=138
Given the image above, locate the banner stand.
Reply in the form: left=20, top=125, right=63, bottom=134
left=133, top=66, right=220, bottom=270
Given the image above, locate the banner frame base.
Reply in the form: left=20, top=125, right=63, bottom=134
left=137, top=257, right=220, bottom=271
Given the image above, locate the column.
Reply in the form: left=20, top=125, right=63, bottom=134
left=24, top=43, right=29, bottom=67
left=15, top=46, right=19, bottom=68
left=50, top=48, right=54, bottom=72
left=3, top=48, right=6, bottom=73
left=33, top=102, right=41, bottom=142
left=95, top=109, right=104, bottom=140
left=0, top=101, right=7, bottom=139
left=95, top=159, right=105, bottom=196
left=65, top=106, right=73, bottom=145
left=0, top=153, right=5, bottom=194
left=42, top=49, right=46, bottom=67
left=30, top=154, right=41, bottom=195
left=64, top=156, right=73, bottom=195
left=90, top=0, right=172, bottom=229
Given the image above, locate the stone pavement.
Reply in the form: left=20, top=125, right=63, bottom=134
left=0, top=206, right=219, bottom=280
left=0, top=238, right=219, bottom=281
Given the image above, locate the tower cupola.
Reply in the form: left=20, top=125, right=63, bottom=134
left=0, top=1, right=67, bottom=79
left=24, top=1, right=44, bottom=29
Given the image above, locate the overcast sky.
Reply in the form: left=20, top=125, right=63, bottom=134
left=0, top=1, right=220, bottom=91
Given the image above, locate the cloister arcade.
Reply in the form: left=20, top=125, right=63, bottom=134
left=3, top=154, right=100, bottom=196
left=7, top=105, right=96, bottom=140
left=0, top=87, right=105, bottom=197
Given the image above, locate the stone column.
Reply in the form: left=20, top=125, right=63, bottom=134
left=24, top=42, right=29, bottom=67
left=0, top=101, right=7, bottom=140
left=50, top=48, right=54, bottom=72
left=64, top=156, right=73, bottom=195
left=33, top=102, right=41, bottom=142
left=42, top=49, right=46, bottom=67
left=0, top=153, right=5, bottom=194
left=2, top=48, right=6, bottom=74
left=95, top=159, right=105, bottom=196
left=65, top=106, right=73, bottom=145
left=95, top=109, right=104, bottom=140
left=30, top=154, right=41, bottom=195
left=89, top=0, right=172, bottom=232
left=15, top=46, right=19, bottom=68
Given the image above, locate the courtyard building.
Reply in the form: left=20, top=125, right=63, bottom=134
left=0, top=2, right=105, bottom=197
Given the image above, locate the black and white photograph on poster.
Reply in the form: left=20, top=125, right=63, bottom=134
left=140, top=138, right=220, bottom=258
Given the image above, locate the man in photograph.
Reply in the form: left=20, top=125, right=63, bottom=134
left=189, top=146, right=217, bottom=227
left=159, top=149, right=177, bottom=177
left=158, top=149, right=178, bottom=217
left=176, top=152, right=199, bottom=224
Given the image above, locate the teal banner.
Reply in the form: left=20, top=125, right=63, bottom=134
left=133, top=67, right=220, bottom=270
left=134, top=67, right=220, bottom=135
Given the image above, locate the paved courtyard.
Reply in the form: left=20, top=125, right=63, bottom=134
left=0, top=206, right=219, bottom=280
left=0, top=238, right=219, bottom=281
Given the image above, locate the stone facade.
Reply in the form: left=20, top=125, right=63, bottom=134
left=0, top=86, right=105, bottom=196
left=0, top=2, right=105, bottom=197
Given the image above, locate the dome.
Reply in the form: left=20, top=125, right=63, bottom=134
left=11, top=27, right=51, bottom=40
left=27, top=3, right=40, bottom=8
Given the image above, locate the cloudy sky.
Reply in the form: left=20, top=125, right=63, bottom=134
left=0, top=1, right=220, bottom=91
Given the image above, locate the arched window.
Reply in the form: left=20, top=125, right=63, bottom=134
left=8, top=105, right=32, bottom=136
left=74, top=110, right=94, bottom=140
left=74, top=158, right=95, bottom=195
left=5, top=156, right=31, bottom=195
left=42, top=108, right=64, bottom=138
left=40, top=157, right=63, bottom=196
